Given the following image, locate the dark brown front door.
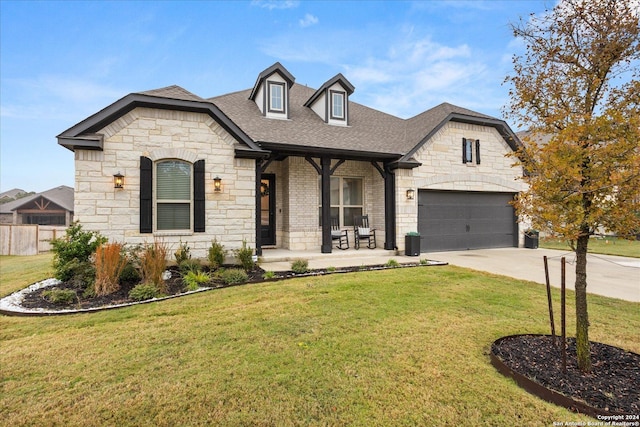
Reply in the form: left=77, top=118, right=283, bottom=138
left=260, top=174, right=276, bottom=246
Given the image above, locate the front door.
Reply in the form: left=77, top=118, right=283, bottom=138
left=260, top=174, right=276, bottom=246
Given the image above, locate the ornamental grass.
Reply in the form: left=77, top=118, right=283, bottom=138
left=93, top=242, right=127, bottom=296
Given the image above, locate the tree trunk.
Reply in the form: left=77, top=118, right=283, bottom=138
left=575, top=233, right=591, bottom=372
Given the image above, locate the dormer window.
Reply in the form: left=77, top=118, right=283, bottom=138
left=305, top=73, right=354, bottom=126
left=269, top=82, right=285, bottom=113
left=249, top=62, right=295, bottom=119
left=330, top=90, right=345, bottom=120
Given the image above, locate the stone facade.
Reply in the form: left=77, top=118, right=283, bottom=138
left=265, top=157, right=385, bottom=250
left=396, top=121, right=526, bottom=250
left=73, top=107, right=255, bottom=259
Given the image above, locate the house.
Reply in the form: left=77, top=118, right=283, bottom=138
left=0, top=185, right=74, bottom=226
left=57, top=62, right=525, bottom=258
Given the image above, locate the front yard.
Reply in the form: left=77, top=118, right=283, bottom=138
left=1, top=254, right=638, bottom=426
left=540, top=236, right=640, bottom=258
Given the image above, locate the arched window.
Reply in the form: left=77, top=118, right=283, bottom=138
left=140, top=156, right=205, bottom=234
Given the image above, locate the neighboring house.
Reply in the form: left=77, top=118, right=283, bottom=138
left=0, top=185, right=74, bottom=225
left=0, top=188, right=30, bottom=204
left=57, top=62, right=525, bottom=257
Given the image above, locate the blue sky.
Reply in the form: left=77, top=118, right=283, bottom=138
left=0, top=0, right=551, bottom=193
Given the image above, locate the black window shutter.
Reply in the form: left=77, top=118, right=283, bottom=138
left=475, top=139, right=481, bottom=164
left=140, top=156, right=153, bottom=233
left=194, top=159, right=205, bottom=232
left=462, top=138, right=467, bottom=163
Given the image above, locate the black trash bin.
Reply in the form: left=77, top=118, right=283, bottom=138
left=405, top=233, right=421, bottom=256
left=525, top=230, right=539, bottom=249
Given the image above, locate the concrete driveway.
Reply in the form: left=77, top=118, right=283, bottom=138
left=423, top=248, right=640, bottom=302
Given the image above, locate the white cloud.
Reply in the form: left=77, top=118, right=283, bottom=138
left=251, top=0, right=299, bottom=10
left=299, top=13, right=318, bottom=28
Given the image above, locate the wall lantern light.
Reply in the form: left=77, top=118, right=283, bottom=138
left=406, top=189, right=415, bottom=200
left=213, top=176, right=222, bottom=192
left=113, top=172, right=125, bottom=189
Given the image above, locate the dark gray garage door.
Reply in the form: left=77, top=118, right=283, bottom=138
left=418, top=190, right=518, bottom=252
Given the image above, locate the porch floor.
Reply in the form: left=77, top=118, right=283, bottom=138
left=259, top=247, right=424, bottom=272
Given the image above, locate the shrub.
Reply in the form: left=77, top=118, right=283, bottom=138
left=262, top=271, right=276, bottom=280
left=221, top=268, right=248, bottom=285
left=94, top=242, right=127, bottom=296
left=174, top=241, right=191, bottom=265
left=128, top=283, right=161, bottom=301
left=50, top=222, right=107, bottom=282
left=419, top=258, right=429, bottom=265
left=119, top=261, right=141, bottom=283
left=208, top=239, right=227, bottom=270
left=291, top=258, right=309, bottom=274
left=42, top=288, right=77, bottom=305
left=138, top=240, right=169, bottom=293
left=60, top=259, right=96, bottom=290
left=385, top=259, right=400, bottom=268
left=327, top=266, right=337, bottom=272
left=183, top=270, right=210, bottom=291
left=234, top=240, right=255, bottom=271
left=179, top=258, right=202, bottom=274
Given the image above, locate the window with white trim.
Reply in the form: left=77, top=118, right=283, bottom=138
left=319, top=176, right=363, bottom=227
left=156, top=160, right=192, bottom=231
left=268, top=82, right=285, bottom=113
left=330, top=90, right=345, bottom=120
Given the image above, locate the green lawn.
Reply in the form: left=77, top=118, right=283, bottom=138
left=540, top=236, right=640, bottom=258
left=1, top=255, right=638, bottom=426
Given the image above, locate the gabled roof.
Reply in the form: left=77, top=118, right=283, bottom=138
left=248, top=62, right=295, bottom=101
left=57, top=86, right=267, bottom=157
left=58, top=64, right=521, bottom=165
left=304, top=73, right=355, bottom=108
left=0, top=185, right=74, bottom=213
left=0, top=188, right=27, bottom=200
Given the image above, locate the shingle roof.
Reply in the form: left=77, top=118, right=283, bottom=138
left=137, top=85, right=204, bottom=102
left=0, top=185, right=74, bottom=213
left=210, top=85, right=508, bottom=158
left=211, top=85, right=407, bottom=156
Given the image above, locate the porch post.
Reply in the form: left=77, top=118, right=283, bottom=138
left=320, top=156, right=332, bottom=253
left=384, top=165, right=396, bottom=251
left=255, top=160, right=263, bottom=256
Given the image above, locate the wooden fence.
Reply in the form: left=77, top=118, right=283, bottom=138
left=0, top=225, right=67, bottom=255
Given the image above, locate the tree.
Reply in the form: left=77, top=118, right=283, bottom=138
left=505, top=0, right=640, bottom=372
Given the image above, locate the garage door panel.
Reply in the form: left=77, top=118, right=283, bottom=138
left=418, top=190, right=517, bottom=251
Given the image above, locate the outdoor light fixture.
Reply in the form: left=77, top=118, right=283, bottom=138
left=213, top=176, right=222, bottom=192
left=406, top=189, right=415, bottom=200
left=113, top=172, right=125, bottom=189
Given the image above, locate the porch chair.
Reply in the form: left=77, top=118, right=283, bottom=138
left=331, top=216, right=349, bottom=250
left=353, top=215, right=376, bottom=249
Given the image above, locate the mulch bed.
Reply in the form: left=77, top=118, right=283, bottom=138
left=491, top=334, right=640, bottom=415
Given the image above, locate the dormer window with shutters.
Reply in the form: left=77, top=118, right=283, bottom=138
left=305, top=73, right=355, bottom=126
left=249, top=62, right=295, bottom=120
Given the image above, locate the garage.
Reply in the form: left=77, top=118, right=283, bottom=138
left=418, top=190, right=518, bottom=252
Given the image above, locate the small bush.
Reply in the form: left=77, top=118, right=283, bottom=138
left=419, top=258, right=429, bottom=265
left=138, top=240, right=169, bottom=293
left=208, top=239, right=227, bottom=270
left=179, top=258, right=202, bottom=274
left=128, top=283, right=161, bottom=301
left=327, top=266, right=337, bottom=272
left=183, top=270, right=210, bottom=291
left=174, top=241, right=191, bottom=265
left=50, top=222, right=107, bottom=282
left=291, top=258, right=309, bottom=274
left=62, top=259, right=96, bottom=290
left=119, top=261, right=141, bottom=283
left=262, top=271, right=276, bottom=280
left=42, top=288, right=77, bottom=305
left=221, top=268, right=248, bottom=285
left=385, top=259, right=400, bottom=268
left=94, top=242, right=127, bottom=296
left=234, top=240, right=255, bottom=271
